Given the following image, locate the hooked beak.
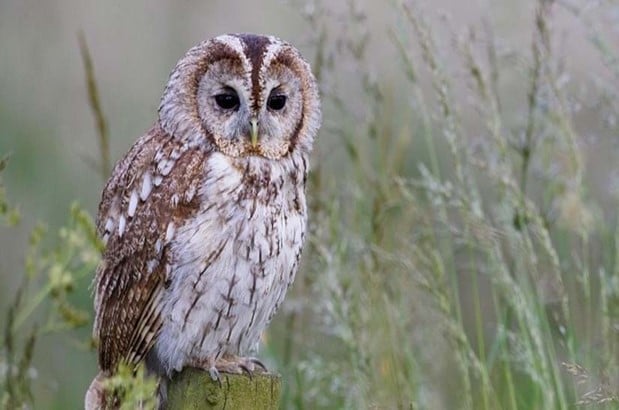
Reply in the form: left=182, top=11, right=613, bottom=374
left=250, top=118, right=259, bottom=148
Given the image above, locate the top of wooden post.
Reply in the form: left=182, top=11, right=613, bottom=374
left=166, top=368, right=282, bottom=410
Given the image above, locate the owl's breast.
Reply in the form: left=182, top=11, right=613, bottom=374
left=152, top=152, right=307, bottom=374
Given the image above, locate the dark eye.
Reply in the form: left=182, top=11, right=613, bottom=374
left=267, top=94, right=287, bottom=111
left=214, top=90, right=240, bottom=110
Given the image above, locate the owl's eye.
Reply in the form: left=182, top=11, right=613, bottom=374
left=214, top=89, right=240, bottom=110
left=267, top=94, right=287, bottom=111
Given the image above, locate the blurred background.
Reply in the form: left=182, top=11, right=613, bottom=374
left=1, top=0, right=618, bottom=408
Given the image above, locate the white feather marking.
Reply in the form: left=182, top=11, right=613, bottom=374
left=214, top=35, right=246, bottom=57
left=170, top=149, right=181, bottom=160
left=118, top=215, right=126, bottom=237
left=102, top=233, right=110, bottom=245
left=185, top=185, right=196, bottom=202
left=104, top=217, right=114, bottom=233
left=165, top=222, right=175, bottom=242
left=158, top=159, right=175, bottom=176
left=140, top=172, right=152, bottom=201
left=171, top=193, right=180, bottom=207
left=128, top=190, right=139, bottom=217
left=146, top=259, right=158, bottom=274
left=153, top=175, right=163, bottom=187
left=261, top=40, right=284, bottom=71
left=155, top=239, right=163, bottom=254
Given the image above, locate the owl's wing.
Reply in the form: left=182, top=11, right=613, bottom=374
left=93, top=124, right=206, bottom=372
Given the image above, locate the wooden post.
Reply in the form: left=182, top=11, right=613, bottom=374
left=166, top=368, right=281, bottom=410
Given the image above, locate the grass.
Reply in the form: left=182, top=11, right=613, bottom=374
left=2, top=0, right=619, bottom=408
left=0, top=199, right=100, bottom=409
left=269, top=0, right=619, bottom=408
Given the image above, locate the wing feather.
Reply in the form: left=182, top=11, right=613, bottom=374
left=93, top=124, right=206, bottom=372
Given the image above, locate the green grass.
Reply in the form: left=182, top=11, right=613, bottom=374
left=268, top=1, right=619, bottom=408
left=2, top=0, right=619, bottom=408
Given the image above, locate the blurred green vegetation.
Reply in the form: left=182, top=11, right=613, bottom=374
left=2, top=0, right=619, bottom=408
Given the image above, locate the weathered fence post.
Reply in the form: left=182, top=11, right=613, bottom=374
left=166, top=368, right=281, bottom=410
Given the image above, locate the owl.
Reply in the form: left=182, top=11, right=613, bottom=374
left=85, top=33, right=321, bottom=409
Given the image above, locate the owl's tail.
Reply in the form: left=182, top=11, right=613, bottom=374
left=84, top=371, right=165, bottom=409
left=84, top=372, right=106, bottom=410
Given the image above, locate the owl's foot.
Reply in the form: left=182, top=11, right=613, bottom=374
left=188, top=355, right=268, bottom=384
left=214, top=355, right=268, bottom=379
left=208, top=366, right=222, bottom=384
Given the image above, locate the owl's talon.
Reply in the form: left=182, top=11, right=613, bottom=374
left=212, top=354, right=268, bottom=378
left=208, top=366, right=222, bottom=385
left=249, top=357, right=268, bottom=373
left=239, top=363, right=253, bottom=379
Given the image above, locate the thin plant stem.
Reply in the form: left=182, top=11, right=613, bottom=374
left=78, top=31, right=111, bottom=180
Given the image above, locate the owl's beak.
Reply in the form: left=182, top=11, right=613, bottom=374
left=250, top=118, right=259, bottom=148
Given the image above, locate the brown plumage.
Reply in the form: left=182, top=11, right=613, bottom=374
left=95, top=125, right=204, bottom=371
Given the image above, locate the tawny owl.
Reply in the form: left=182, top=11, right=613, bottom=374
left=85, top=33, right=321, bottom=408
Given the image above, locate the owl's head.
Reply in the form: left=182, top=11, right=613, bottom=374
left=158, top=34, right=321, bottom=159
